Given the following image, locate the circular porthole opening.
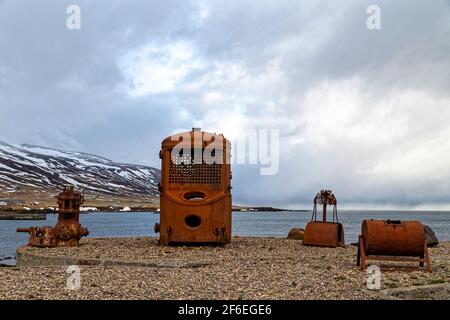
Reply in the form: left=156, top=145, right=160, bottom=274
left=185, top=214, right=202, bottom=228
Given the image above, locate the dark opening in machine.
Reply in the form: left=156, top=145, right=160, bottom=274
left=184, top=191, right=206, bottom=201
left=385, top=220, right=402, bottom=225
left=185, top=214, right=202, bottom=228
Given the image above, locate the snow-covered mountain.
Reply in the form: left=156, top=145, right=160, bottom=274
left=0, top=141, right=160, bottom=199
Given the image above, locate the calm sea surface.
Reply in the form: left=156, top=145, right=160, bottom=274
left=1, top=210, right=449, bottom=266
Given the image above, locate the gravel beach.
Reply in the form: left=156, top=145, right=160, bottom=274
left=0, top=237, right=449, bottom=300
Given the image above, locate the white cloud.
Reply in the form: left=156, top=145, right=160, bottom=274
left=119, top=41, right=204, bottom=96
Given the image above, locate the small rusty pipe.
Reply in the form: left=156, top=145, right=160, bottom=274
left=17, top=227, right=31, bottom=233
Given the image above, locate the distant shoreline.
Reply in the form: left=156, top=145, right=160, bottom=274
left=231, top=206, right=308, bottom=212
left=0, top=206, right=309, bottom=216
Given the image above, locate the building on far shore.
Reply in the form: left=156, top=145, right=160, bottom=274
left=80, top=206, right=98, bottom=212
left=0, top=199, right=26, bottom=207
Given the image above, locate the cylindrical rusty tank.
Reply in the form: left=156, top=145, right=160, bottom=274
left=361, top=220, right=425, bottom=257
left=155, top=128, right=232, bottom=245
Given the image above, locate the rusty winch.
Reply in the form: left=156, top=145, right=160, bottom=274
left=303, top=190, right=345, bottom=248
left=17, top=186, right=89, bottom=247
left=357, top=219, right=431, bottom=271
left=155, top=128, right=232, bottom=245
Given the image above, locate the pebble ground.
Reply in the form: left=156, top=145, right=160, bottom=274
left=0, top=237, right=448, bottom=300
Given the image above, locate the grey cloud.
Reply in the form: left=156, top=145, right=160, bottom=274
left=0, top=0, right=449, bottom=209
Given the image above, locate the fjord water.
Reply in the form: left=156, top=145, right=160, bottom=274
left=1, top=210, right=449, bottom=266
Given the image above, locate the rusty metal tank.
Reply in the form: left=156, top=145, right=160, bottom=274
left=17, top=186, right=89, bottom=247
left=303, top=190, right=345, bottom=248
left=362, top=220, right=425, bottom=256
left=155, top=128, right=232, bottom=245
left=357, top=219, right=431, bottom=271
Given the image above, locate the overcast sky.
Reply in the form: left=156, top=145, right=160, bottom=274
left=0, top=0, right=449, bottom=209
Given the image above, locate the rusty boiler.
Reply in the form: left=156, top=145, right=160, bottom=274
left=303, top=190, right=345, bottom=248
left=357, top=219, right=431, bottom=271
left=17, top=186, right=89, bottom=247
left=155, top=128, right=232, bottom=245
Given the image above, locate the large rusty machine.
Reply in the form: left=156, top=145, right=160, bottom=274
left=303, top=190, right=345, bottom=247
left=155, top=128, right=232, bottom=245
left=357, top=220, right=431, bottom=271
left=17, top=186, right=89, bottom=247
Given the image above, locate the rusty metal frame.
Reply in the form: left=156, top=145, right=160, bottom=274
left=357, top=235, right=431, bottom=272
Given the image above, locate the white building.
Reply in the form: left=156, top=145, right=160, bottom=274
left=80, top=206, right=98, bottom=212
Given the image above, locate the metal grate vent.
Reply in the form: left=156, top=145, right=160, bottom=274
left=169, top=152, right=222, bottom=184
